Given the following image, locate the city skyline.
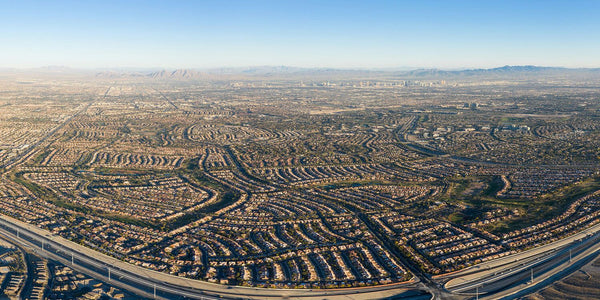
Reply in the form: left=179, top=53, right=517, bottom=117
left=1, top=0, right=599, bottom=69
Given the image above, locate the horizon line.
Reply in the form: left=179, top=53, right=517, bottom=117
left=1, top=64, right=600, bottom=72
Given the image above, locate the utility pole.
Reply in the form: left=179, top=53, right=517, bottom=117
left=71, top=251, right=74, bottom=265
left=476, top=285, right=479, bottom=300
left=108, top=267, right=111, bottom=281
left=16, top=228, right=19, bottom=238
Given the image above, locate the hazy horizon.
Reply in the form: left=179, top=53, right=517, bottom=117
left=2, top=0, right=599, bottom=69
left=1, top=64, right=598, bottom=73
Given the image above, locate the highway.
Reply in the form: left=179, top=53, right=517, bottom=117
left=496, top=239, right=600, bottom=300
left=2, top=191, right=600, bottom=300
left=0, top=214, right=422, bottom=300
left=444, top=226, right=600, bottom=299
left=0, top=217, right=222, bottom=300
left=7, top=205, right=600, bottom=300
left=3, top=200, right=600, bottom=300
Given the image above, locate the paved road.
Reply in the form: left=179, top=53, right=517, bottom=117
left=496, top=241, right=600, bottom=300
left=0, top=214, right=421, bottom=300
left=1, top=101, right=93, bottom=170
left=0, top=218, right=214, bottom=299
left=445, top=227, right=600, bottom=299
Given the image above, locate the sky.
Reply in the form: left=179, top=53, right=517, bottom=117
left=1, top=0, right=599, bottom=69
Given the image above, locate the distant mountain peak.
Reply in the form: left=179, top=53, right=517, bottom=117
left=149, top=69, right=205, bottom=79
left=402, top=65, right=578, bottom=78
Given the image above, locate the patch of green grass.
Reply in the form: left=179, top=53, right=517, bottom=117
left=31, top=149, right=52, bottom=165
left=11, top=171, right=157, bottom=229
left=482, top=175, right=504, bottom=197
left=448, top=212, right=464, bottom=223
left=486, top=175, right=600, bottom=235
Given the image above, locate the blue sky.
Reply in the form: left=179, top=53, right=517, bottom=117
left=1, top=0, right=599, bottom=69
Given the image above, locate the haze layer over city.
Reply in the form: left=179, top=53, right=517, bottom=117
left=1, top=1, right=600, bottom=300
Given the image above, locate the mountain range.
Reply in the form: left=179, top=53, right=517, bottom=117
left=4, top=65, right=600, bottom=80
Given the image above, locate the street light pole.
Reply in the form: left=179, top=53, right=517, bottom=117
left=570, top=249, right=572, bottom=263
left=530, top=268, right=534, bottom=283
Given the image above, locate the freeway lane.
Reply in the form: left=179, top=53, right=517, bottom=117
left=447, top=229, right=600, bottom=298
left=0, top=214, right=421, bottom=300
left=497, top=240, right=600, bottom=300
left=4, top=205, right=600, bottom=300
left=4, top=208, right=600, bottom=300
left=0, top=217, right=222, bottom=300
left=0, top=231, right=172, bottom=300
